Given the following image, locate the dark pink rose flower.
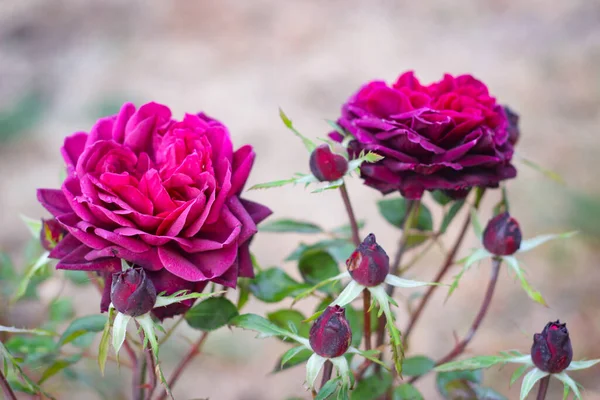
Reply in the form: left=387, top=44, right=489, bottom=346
left=111, top=267, right=157, bottom=317
left=482, top=212, right=522, bottom=256
left=37, top=102, right=271, bottom=319
left=331, top=72, right=517, bottom=199
left=309, top=305, right=352, bottom=358
left=309, top=144, right=348, bottom=182
left=346, top=233, right=389, bottom=287
left=531, top=320, right=573, bottom=373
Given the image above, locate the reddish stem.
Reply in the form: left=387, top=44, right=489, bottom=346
left=155, top=332, right=210, bottom=400
left=403, top=191, right=484, bottom=345
left=339, top=183, right=361, bottom=247
left=363, top=289, right=372, bottom=350
left=0, top=368, right=17, bottom=400
left=374, top=200, right=418, bottom=352
left=536, top=376, right=550, bottom=400
left=409, top=257, right=501, bottom=384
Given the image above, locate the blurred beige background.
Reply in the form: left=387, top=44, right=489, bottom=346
left=1, top=0, right=600, bottom=399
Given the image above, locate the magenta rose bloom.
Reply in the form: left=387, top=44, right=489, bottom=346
left=37, top=102, right=271, bottom=318
left=331, top=72, right=517, bottom=199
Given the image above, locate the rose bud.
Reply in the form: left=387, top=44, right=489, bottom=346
left=309, top=144, right=348, bottom=182
left=346, top=233, right=390, bottom=287
left=531, top=320, right=573, bottom=373
left=309, top=305, right=352, bottom=358
left=482, top=212, right=522, bottom=256
left=40, top=218, right=67, bottom=251
left=111, top=267, right=157, bottom=317
left=504, top=105, right=520, bottom=145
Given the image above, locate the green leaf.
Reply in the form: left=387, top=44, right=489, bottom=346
left=267, top=309, right=310, bottom=339
left=58, top=315, right=107, bottom=346
left=316, top=377, right=339, bottom=400
left=520, top=368, right=548, bottom=400
left=237, top=277, right=251, bottom=310
left=21, top=215, right=42, bottom=238
left=4, top=335, right=56, bottom=363
left=377, top=198, right=433, bottom=231
left=331, top=221, right=366, bottom=238
left=518, top=231, right=578, bottom=253
left=347, top=151, right=384, bottom=172
left=350, top=370, right=392, bottom=399
left=555, top=371, right=582, bottom=400
left=517, top=154, right=565, bottom=184
left=279, top=108, right=316, bottom=152
left=39, top=354, right=82, bottom=384
left=64, top=270, right=90, bottom=286
left=287, top=239, right=355, bottom=264
left=431, top=190, right=453, bottom=206
left=510, top=364, right=529, bottom=386
left=325, top=119, right=348, bottom=138
left=440, top=200, right=466, bottom=234
left=229, top=314, right=308, bottom=346
left=13, top=251, right=50, bottom=303
left=435, top=356, right=506, bottom=372
left=567, top=359, right=600, bottom=371
left=260, top=218, right=323, bottom=234
left=402, top=356, right=435, bottom=377
left=0, top=326, right=54, bottom=336
left=393, top=383, right=424, bottom=400
left=475, top=387, right=508, bottom=399
left=503, top=256, right=547, bottom=306
left=298, top=250, right=341, bottom=293
left=249, top=177, right=297, bottom=190
left=154, top=289, right=223, bottom=308
left=311, top=179, right=345, bottom=194
left=185, top=297, right=239, bottom=331
left=49, top=298, right=74, bottom=323
left=249, top=268, right=311, bottom=303
left=447, top=248, right=491, bottom=300
left=436, top=370, right=483, bottom=399
left=274, top=347, right=313, bottom=372
left=98, top=308, right=114, bottom=375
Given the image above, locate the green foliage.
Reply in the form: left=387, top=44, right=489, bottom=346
left=64, top=270, right=91, bottom=286
left=402, top=355, right=435, bottom=377
left=48, top=298, right=75, bottom=324
left=350, top=371, right=393, bottom=399
left=279, top=108, right=317, bottom=152
left=185, top=297, right=239, bottom=331
left=58, top=315, right=107, bottom=346
left=249, top=267, right=311, bottom=303
left=260, top=218, right=323, bottom=233
left=267, top=309, right=310, bottom=339
left=377, top=198, right=433, bottom=231
left=439, top=200, right=466, bottom=234
left=393, top=384, right=424, bottom=400
left=274, top=347, right=313, bottom=373
left=298, top=250, right=341, bottom=294
left=287, top=239, right=355, bottom=264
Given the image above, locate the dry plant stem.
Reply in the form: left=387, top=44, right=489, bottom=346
left=536, top=376, right=550, bottom=400
left=403, top=191, right=484, bottom=344
left=0, top=368, right=17, bottom=400
left=134, top=350, right=147, bottom=400
left=409, top=257, right=502, bottom=384
left=374, top=200, right=418, bottom=350
left=156, top=332, right=210, bottom=400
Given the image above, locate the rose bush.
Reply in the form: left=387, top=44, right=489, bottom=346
left=331, top=71, right=517, bottom=199
left=37, top=102, right=271, bottom=318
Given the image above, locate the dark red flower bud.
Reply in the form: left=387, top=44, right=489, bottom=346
left=309, top=144, right=348, bottom=182
left=504, top=105, right=520, bottom=145
left=40, top=218, right=67, bottom=251
left=482, top=212, right=522, bottom=256
left=531, top=320, right=573, bottom=373
left=346, top=233, right=390, bottom=287
left=111, top=267, right=157, bottom=317
left=309, top=305, right=352, bottom=358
